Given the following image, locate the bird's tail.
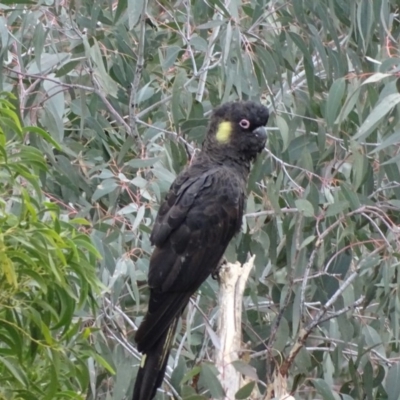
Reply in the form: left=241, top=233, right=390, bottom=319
left=132, top=317, right=179, bottom=400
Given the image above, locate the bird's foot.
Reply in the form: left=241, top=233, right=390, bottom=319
left=211, top=258, right=228, bottom=280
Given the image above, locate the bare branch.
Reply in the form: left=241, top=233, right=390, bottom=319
left=5, top=67, right=131, bottom=133
left=245, top=208, right=299, bottom=218
left=215, top=256, right=256, bottom=400
left=317, top=296, right=365, bottom=324
left=305, top=269, right=360, bottom=332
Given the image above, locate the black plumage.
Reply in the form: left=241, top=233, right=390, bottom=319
left=132, top=101, right=269, bottom=400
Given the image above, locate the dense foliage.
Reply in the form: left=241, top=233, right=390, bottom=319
left=2, top=0, right=400, bottom=399
left=0, top=95, right=105, bottom=399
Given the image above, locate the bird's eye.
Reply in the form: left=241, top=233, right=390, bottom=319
left=239, top=119, right=250, bottom=129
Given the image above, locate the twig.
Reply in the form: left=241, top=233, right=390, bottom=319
left=276, top=242, right=389, bottom=377
left=245, top=208, right=298, bottom=218
left=91, top=75, right=131, bottom=133
left=266, top=212, right=308, bottom=382
left=299, top=242, right=319, bottom=322
left=103, top=296, right=137, bottom=330
left=309, top=335, right=393, bottom=365
left=159, top=1, right=197, bottom=76
left=266, top=275, right=293, bottom=382
left=195, top=12, right=223, bottom=102
left=136, top=118, right=195, bottom=154
left=316, top=296, right=365, bottom=324
left=5, top=67, right=131, bottom=133
left=361, top=212, right=391, bottom=248
left=4, top=66, right=95, bottom=92
left=174, top=295, right=201, bottom=369
left=323, top=241, right=358, bottom=273
left=305, top=269, right=360, bottom=332
left=263, top=147, right=305, bottom=191
left=184, top=0, right=197, bottom=75
left=129, top=0, right=148, bottom=141
left=278, top=271, right=362, bottom=378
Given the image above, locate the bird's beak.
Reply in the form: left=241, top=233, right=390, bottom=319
left=252, top=127, right=267, bottom=141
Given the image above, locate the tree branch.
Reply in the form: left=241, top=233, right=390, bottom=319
left=215, top=256, right=256, bottom=400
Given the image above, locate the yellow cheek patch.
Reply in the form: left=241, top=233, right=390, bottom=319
left=216, top=121, right=232, bottom=143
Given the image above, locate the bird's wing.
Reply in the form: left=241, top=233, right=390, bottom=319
left=148, top=165, right=243, bottom=292
left=149, top=167, right=216, bottom=248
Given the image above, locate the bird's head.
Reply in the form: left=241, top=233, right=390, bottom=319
left=204, top=101, right=269, bottom=162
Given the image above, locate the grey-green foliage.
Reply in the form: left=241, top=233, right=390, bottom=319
left=2, top=0, right=400, bottom=399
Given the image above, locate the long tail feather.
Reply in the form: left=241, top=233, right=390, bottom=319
left=135, top=291, right=191, bottom=353
left=132, top=317, right=179, bottom=400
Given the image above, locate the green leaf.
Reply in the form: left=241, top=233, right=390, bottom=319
left=353, top=94, right=400, bottom=142
left=0, top=107, right=22, bottom=132
left=172, top=69, right=187, bottom=129
left=132, top=205, right=145, bottom=231
left=128, top=0, right=144, bottom=29
left=351, top=148, right=368, bottom=190
left=136, top=81, right=155, bottom=104
left=199, top=363, right=224, bottom=399
left=90, top=39, right=118, bottom=97
left=363, top=73, right=391, bottom=85
left=325, top=201, right=349, bottom=217
left=273, top=316, right=290, bottom=352
left=299, top=235, right=315, bottom=250
left=93, top=353, right=116, bottom=374
left=362, top=361, right=374, bottom=399
left=33, top=23, right=45, bottom=71
left=27, top=53, right=70, bottom=74
left=55, top=59, right=82, bottom=77
left=369, top=130, right=400, bottom=154
left=266, top=179, right=282, bottom=216
left=92, top=179, right=119, bottom=201
left=276, top=115, right=290, bottom=151
left=337, top=82, right=360, bottom=125
left=313, top=379, right=338, bottom=400
left=162, top=45, right=181, bottom=71
left=43, top=75, right=65, bottom=119
left=0, top=357, right=29, bottom=385
left=0, top=19, right=8, bottom=55
left=385, top=363, right=400, bottom=400
left=181, top=366, right=202, bottom=385
left=197, top=20, right=225, bottom=30
left=326, top=78, right=346, bottom=128
left=235, top=382, right=255, bottom=399
left=125, top=157, right=159, bottom=169
left=295, top=199, right=315, bottom=217
left=363, top=325, right=385, bottom=358
left=383, top=162, right=400, bottom=199
left=114, top=0, right=127, bottom=22
left=356, top=0, right=373, bottom=52
left=21, top=126, right=61, bottom=149
left=232, top=360, right=258, bottom=380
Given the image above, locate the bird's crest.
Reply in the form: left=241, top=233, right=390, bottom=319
left=216, top=121, right=232, bottom=143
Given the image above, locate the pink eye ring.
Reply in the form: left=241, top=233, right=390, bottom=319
left=239, top=119, right=250, bottom=129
